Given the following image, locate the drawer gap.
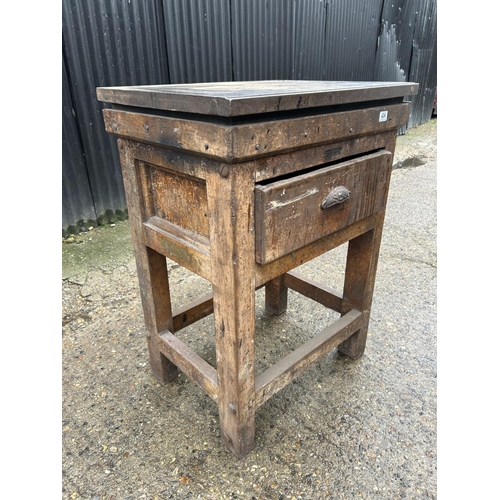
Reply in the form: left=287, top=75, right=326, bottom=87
left=109, top=96, right=404, bottom=125
left=256, top=147, right=386, bottom=186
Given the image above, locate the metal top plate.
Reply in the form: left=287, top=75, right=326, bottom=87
left=97, top=80, right=419, bottom=117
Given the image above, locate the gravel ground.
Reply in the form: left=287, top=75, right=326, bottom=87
left=62, top=118, right=437, bottom=499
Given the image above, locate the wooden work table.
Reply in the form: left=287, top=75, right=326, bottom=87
left=97, top=80, right=418, bottom=458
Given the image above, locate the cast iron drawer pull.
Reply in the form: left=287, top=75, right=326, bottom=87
left=321, top=186, right=351, bottom=209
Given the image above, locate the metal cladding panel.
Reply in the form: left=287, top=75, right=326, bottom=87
left=62, top=0, right=169, bottom=227
left=293, top=0, right=327, bottom=80
left=62, top=52, right=97, bottom=234
left=408, top=42, right=437, bottom=128
left=324, top=0, right=384, bottom=81
left=376, top=0, right=437, bottom=128
left=232, top=0, right=296, bottom=81
left=375, top=22, right=407, bottom=83
left=407, top=0, right=437, bottom=127
left=163, top=0, right=233, bottom=83
left=377, top=0, right=416, bottom=79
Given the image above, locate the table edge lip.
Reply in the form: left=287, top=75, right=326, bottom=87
left=96, top=80, right=420, bottom=117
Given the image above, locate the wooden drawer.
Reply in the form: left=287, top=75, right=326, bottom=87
left=255, top=149, right=393, bottom=264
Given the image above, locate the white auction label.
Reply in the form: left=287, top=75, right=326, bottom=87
left=379, top=110, right=388, bottom=122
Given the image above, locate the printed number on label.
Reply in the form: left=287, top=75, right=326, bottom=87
left=379, top=111, right=388, bottom=122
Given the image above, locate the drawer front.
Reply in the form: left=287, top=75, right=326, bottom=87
left=255, top=149, right=393, bottom=264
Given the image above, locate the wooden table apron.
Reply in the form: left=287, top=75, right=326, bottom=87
left=97, top=81, right=417, bottom=458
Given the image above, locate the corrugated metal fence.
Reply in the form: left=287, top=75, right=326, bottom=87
left=62, top=0, right=437, bottom=236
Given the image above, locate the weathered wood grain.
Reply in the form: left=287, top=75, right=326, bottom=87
left=337, top=135, right=397, bottom=359
left=255, top=308, right=364, bottom=407
left=230, top=104, right=409, bottom=161
left=254, top=131, right=394, bottom=182
left=255, top=150, right=392, bottom=264
left=103, top=108, right=232, bottom=160
left=338, top=212, right=386, bottom=360
left=206, top=164, right=257, bottom=459
left=147, top=165, right=209, bottom=237
left=264, top=275, right=288, bottom=315
left=283, top=270, right=343, bottom=313
left=158, top=330, right=218, bottom=402
left=128, top=141, right=213, bottom=180
left=255, top=213, right=378, bottom=288
left=172, top=293, right=214, bottom=333
left=99, top=82, right=411, bottom=459
left=142, top=216, right=212, bottom=282
left=102, top=103, right=409, bottom=162
left=117, top=139, right=178, bottom=384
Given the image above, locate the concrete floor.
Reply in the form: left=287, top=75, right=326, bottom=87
left=62, top=119, right=437, bottom=499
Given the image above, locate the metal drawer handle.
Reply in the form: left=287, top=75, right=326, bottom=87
left=321, top=186, right=351, bottom=209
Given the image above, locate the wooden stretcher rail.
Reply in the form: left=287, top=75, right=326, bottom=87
left=158, top=330, right=219, bottom=402
left=283, top=270, right=343, bottom=313
left=255, top=308, right=364, bottom=407
left=170, top=270, right=343, bottom=336
left=172, top=293, right=214, bottom=332
left=143, top=216, right=212, bottom=281
left=171, top=281, right=273, bottom=334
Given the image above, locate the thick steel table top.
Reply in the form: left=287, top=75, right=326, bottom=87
left=97, top=80, right=419, bottom=117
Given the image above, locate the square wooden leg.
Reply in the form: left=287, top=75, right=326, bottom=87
left=265, top=275, right=288, bottom=315
left=147, top=335, right=178, bottom=384
left=207, top=166, right=256, bottom=459
left=338, top=212, right=385, bottom=359
left=140, top=247, right=179, bottom=383
left=118, top=141, right=178, bottom=383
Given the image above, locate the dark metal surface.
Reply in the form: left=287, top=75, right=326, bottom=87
left=97, top=80, right=418, bottom=117
left=163, top=0, right=232, bottom=83
left=62, top=50, right=97, bottom=233
left=62, top=0, right=169, bottom=234
left=293, top=0, right=327, bottom=79
left=376, top=0, right=437, bottom=129
left=321, top=186, right=351, bottom=210
left=324, top=0, right=384, bottom=81
left=231, top=0, right=296, bottom=81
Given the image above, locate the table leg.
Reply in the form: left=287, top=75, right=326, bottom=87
left=207, top=166, right=256, bottom=458
left=139, top=247, right=179, bottom=384
left=118, top=139, right=178, bottom=383
left=265, top=275, right=288, bottom=315
left=338, top=211, right=385, bottom=359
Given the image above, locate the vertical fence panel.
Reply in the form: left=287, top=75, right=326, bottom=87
left=232, top=0, right=296, bottom=81
left=324, top=0, right=385, bottom=81
left=62, top=0, right=169, bottom=234
left=163, top=0, right=233, bottom=83
left=293, top=0, right=327, bottom=80
left=375, top=0, right=437, bottom=129
left=407, top=0, right=437, bottom=127
left=62, top=50, right=96, bottom=234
